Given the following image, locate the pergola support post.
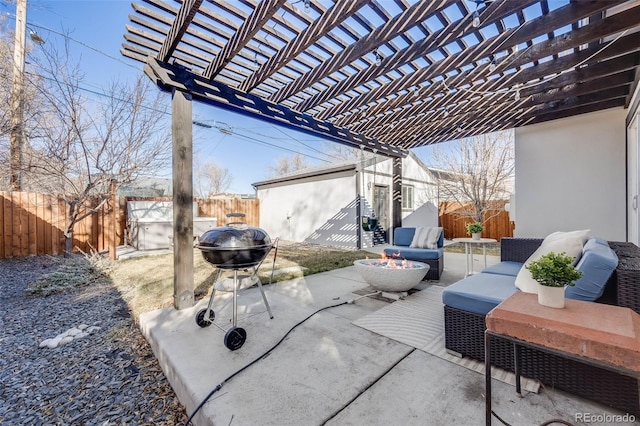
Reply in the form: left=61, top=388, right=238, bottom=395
left=392, top=158, right=402, bottom=243
left=172, top=88, right=194, bottom=310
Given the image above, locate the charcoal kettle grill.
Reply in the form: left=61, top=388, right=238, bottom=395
left=195, top=214, right=278, bottom=350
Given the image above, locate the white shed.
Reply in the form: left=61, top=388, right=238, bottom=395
left=127, top=201, right=218, bottom=250
left=253, top=152, right=440, bottom=249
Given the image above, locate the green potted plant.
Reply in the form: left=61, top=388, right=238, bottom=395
left=525, top=251, right=583, bottom=308
left=465, top=222, right=484, bottom=240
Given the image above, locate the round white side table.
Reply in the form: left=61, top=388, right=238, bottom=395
left=452, top=237, right=498, bottom=277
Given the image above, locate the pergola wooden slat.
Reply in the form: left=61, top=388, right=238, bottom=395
left=240, top=0, right=371, bottom=92
left=203, top=0, right=288, bottom=79
left=157, top=0, right=204, bottom=61
left=312, top=0, right=620, bottom=123
left=343, top=8, right=640, bottom=141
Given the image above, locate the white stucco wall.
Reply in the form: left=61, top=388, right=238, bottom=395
left=401, top=201, right=439, bottom=228
left=402, top=155, right=440, bottom=209
left=256, top=153, right=440, bottom=247
left=257, top=171, right=357, bottom=242
left=514, top=108, right=626, bottom=240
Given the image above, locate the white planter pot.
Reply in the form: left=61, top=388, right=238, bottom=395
left=537, top=285, right=565, bottom=308
left=471, top=232, right=482, bottom=240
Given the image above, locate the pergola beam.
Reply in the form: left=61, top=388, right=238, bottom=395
left=520, top=98, right=627, bottom=126
left=407, top=86, right=628, bottom=146
left=144, top=57, right=407, bottom=158
left=402, top=74, right=630, bottom=146
left=347, top=30, right=640, bottom=143
left=269, top=0, right=459, bottom=104
left=297, top=0, right=528, bottom=114
left=335, top=3, right=640, bottom=131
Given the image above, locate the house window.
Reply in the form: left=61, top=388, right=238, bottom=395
left=402, top=185, right=414, bottom=210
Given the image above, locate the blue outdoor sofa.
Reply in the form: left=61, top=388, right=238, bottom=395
left=383, top=227, right=444, bottom=280
left=442, top=236, right=640, bottom=415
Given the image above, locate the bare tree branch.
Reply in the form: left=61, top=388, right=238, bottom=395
left=195, top=158, right=233, bottom=197
left=427, top=130, right=514, bottom=224
left=10, top=34, right=171, bottom=254
left=323, top=142, right=360, bottom=162
left=267, top=153, right=309, bottom=178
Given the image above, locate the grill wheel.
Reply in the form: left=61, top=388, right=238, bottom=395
left=195, top=308, right=215, bottom=328
left=224, top=327, right=247, bottom=350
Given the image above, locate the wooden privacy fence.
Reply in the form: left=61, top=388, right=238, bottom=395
left=0, top=192, right=260, bottom=259
left=0, top=191, right=125, bottom=259
left=439, top=200, right=514, bottom=241
left=198, top=198, right=260, bottom=226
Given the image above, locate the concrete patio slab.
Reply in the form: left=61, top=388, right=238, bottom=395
left=327, top=349, right=616, bottom=426
left=140, top=272, right=405, bottom=425
left=139, top=251, right=634, bottom=425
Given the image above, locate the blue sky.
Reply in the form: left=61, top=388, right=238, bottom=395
left=3, top=0, right=441, bottom=193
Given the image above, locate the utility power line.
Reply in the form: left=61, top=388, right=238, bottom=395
left=7, top=7, right=343, bottom=165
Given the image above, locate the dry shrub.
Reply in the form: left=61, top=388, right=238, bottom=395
left=27, top=249, right=115, bottom=297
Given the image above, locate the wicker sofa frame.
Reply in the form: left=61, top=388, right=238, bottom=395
left=443, top=238, right=640, bottom=415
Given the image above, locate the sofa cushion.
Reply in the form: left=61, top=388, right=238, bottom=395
left=481, top=261, right=523, bottom=277
left=590, top=237, right=610, bottom=247
left=514, top=229, right=591, bottom=294
left=394, top=227, right=416, bottom=246
left=442, top=273, right=519, bottom=315
left=410, top=226, right=443, bottom=249
left=565, top=238, right=618, bottom=301
left=383, top=247, right=443, bottom=261
left=393, top=227, right=444, bottom=248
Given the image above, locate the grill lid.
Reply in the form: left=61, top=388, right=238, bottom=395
left=197, top=225, right=271, bottom=250
left=196, top=224, right=272, bottom=269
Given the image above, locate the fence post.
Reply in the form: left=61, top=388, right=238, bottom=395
left=109, top=179, right=117, bottom=261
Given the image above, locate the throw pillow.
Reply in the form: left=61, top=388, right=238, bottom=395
left=514, top=229, right=591, bottom=294
left=410, top=227, right=442, bottom=249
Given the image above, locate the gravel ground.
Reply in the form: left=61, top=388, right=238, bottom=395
left=0, top=256, right=187, bottom=425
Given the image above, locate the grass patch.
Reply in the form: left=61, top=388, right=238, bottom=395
left=109, top=243, right=374, bottom=319
left=27, top=241, right=501, bottom=319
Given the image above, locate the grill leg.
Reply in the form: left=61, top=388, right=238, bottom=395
left=257, top=279, right=274, bottom=319
left=232, top=270, right=238, bottom=327
left=205, top=269, right=222, bottom=315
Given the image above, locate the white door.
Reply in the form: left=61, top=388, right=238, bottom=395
left=373, top=184, right=389, bottom=230
left=628, top=113, right=640, bottom=245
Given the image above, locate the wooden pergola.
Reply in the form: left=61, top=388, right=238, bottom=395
left=121, top=0, right=640, bottom=308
